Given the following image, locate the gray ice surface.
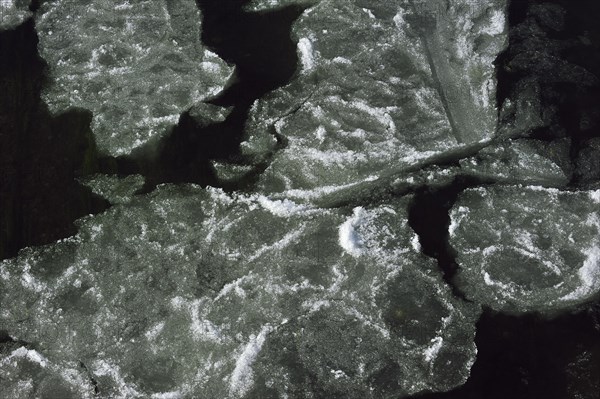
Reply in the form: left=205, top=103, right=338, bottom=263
left=0, top=187, right=480, bottom=398
left=35, top=0, right=233, bottom=156
left=450, top=186, right=600, bottom=313
left=239, top=0, right=508, bottom=199
left=3, top=1, right=600, bottom=397
left=0, top=0, right=31, bottom=30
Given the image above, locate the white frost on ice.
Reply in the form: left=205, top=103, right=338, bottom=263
left=561, top=214, right=600, bottom=302
left=338, top=207, right=366, bottom=257
left=483, top=270, right=513, bottom=292
left=213, top=275, right=253, bottom=302
left=330, top=369, right=348, bottom=379
left=190, top=314, right=222, bottom=343
left=145, top=321, right=165, bottom=341
left=423, top=336, right=444, bottom=363
left=298, top=37, right=315, bottom=72
left=229, top=325, right=273, bottom=397
left=449, top=206, right=469, bottom=237
left=92, top=359, right=141, bottom=398
left=523, top=185, right=560, bottom=194
left=0, top=263, right=9, bottom=281
left=247, top=228, right=305, bottom=263
left=151, top=392, right=182, bottom=399
left=302, top=298, right=332, bottom=313
left=3, top=347, right=48, bottom=368
left=255, top=196, right=311, bottom=217
left=483, top=10, right=506, bottom=36
left=411, top=234, right=422, bottom=252
left=19, top=262, right=45, bottom=292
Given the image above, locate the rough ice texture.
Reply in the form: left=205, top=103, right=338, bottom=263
left=35, top=0, right=233, bottom=156
left=239, top=0, right=507, bottom=198
left=0, top=0, right=31, bottom=30
left=0, top=186, right=479, bottom=398
left=0, top=345, right=95, bottom=399
left=79, top=174, right=145, bottom=204
left=5, top=1, right=597, bottom=397
left=450, top=185, right=600, bottom=313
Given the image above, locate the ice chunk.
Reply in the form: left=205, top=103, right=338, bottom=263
left=35, top=0, right=233, bottom=156
left=0, top=0, right=31, bottom=30
left=450, top=185, right=600, bottom=313
left=240, top=0, right=507, bottom=197
left=0, top=186, right=479, bottom=398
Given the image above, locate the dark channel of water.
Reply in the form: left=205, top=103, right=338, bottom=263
left=0, top=0, right=599, bottom=398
